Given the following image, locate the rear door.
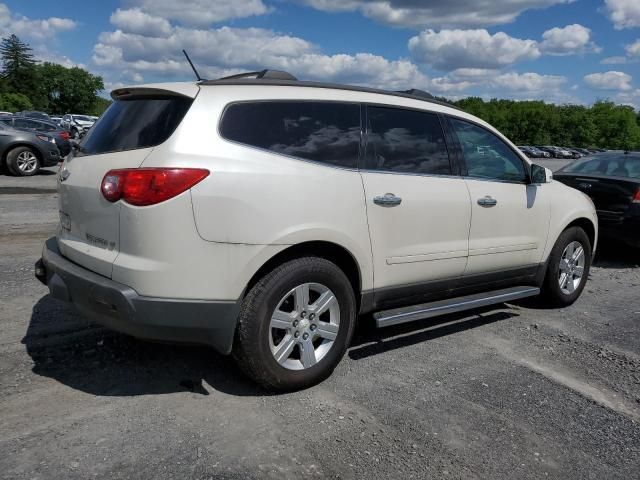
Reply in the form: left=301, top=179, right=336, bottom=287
left=57, top=87, right=197, bottom=277
left=360, top=105, right=471, bottom=307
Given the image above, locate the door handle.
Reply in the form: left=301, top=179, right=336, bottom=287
left=374, top=193, right=402, bottom=207
left=477, top=196, right=497, bottom=207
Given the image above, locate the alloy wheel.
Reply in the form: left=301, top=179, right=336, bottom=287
left=269, top=282, right=340, bottom=370
left=16, top=151, right=38, bottom=174
left=558, top=240, right=585, bottom=294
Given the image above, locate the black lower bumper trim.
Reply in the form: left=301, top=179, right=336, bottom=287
left=38, top=237, right=241, bottom=354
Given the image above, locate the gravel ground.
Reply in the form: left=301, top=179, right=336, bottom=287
left=1, top=167, right=639, bottom=480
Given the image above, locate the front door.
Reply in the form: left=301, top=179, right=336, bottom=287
left=447, top=117, right=550, bottom=276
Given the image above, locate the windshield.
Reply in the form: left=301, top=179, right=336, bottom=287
left=562, top=155, right=640, bottom=179
left=73, top=115, right=94, bottom=122
left=77, top=95, right=192, bottom=156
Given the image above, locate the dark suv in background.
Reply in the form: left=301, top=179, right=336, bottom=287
left=0, top=116, right=72, bottom=156
left=0, top=123, right=60, bottom=176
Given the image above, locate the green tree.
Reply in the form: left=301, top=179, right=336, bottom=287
left=0, top=92, right=32, bottom=111
left=37, top=62, right=105, bottom=114
left=89, top=96, right=112, bottom=116
left=0, top=34, right=40, bottom=101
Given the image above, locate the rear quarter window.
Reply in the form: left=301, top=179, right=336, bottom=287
left=77, top=95, right=192, bottom=156
left=219, top=101, right=361, bottom=169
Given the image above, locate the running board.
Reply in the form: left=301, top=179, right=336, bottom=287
left=374, top=286, right=540, bottom=328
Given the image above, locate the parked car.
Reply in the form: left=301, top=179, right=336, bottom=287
left=0, top=123, right=60, bottom=176
left=0, top=116, right=72, bottom=157
left=0, top=111, right=13, bottom=117
left=15, top=110, right=50, bottom=121
left=523, top=146, right=548, bottom=158
left=36, top=72, right=598, bottom=390
left=518, top=146, right=535, bottom=157
left=60, top=114, right=95, bottom=139
left=555, top=151, right=640, bottom=248
left=565, top=149, right=583, bottom=159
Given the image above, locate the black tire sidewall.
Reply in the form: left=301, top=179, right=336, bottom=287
left=235, top=257, right=356, bottom=391
left=7, top=146, right=40, bottom=177
left=544, top=227, right=592, bottom=306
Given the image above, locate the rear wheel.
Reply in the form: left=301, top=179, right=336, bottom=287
left=6, top=146, right=41, bottom=176
left=233, top=257, right=356, bottom=391
left=540, top=226, right=591, bottom=306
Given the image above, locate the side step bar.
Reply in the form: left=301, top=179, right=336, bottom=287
left=374, top=286, right=540, bottom=328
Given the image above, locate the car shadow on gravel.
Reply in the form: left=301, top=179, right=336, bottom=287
left=23, top=295, right=267, bottom=398
left=592, top=239, right=640, bottom=269
left=24, top=296, right=519, bottom=397
left=348, top=308, right=517, bottom=360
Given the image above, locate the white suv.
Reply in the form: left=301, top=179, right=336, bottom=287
left=36, top=71, right=598, bottom=390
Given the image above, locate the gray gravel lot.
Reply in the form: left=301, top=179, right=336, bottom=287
left=1, top=167, right=639, bottom=479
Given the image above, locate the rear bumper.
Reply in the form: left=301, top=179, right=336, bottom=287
left=36, top=237, right=240, bottom=354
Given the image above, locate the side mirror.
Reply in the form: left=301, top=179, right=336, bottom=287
left=531, top=163, right=553, bottom=184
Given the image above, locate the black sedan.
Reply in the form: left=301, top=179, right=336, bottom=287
left=0, top=116, right=72, bottom=157
left=0, top=124, right=60, bottom=176
left=555, top=151, right=640, bottom=248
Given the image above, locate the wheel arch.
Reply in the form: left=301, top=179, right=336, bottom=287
left=243, top=241, right=363, bottom=308
left=564, top=217, right=597, bottom=253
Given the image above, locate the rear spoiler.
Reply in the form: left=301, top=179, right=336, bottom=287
left=111, top=84, right=199, bottom=100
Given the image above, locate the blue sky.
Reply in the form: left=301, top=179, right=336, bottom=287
left=2, top=0, right=639, bottom=107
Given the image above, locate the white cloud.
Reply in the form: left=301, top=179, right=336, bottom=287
left=93, top=25, right=430, bottom=91
left=126, top=0, right=269, bottom=26
left=605, top=0, right=640, bottom=30
left=601, top=56, right=628, bottom=65
left=299, top=0, right=574, bottom=29
left=489, top=72, right=566, bottom=92
left=539, top=24, right=600, bottom=55
left=408, top=29, right=540, bottom=71
left=584, top=71, right=633, bottom=91
left=110, top=8, right=172, bottom=37
left=0, top=3, right=76, bottom=41
left=626, top=39, right=640, bottom=57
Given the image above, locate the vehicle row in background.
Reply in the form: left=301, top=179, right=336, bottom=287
left=518, top=145, right=606, bottom=159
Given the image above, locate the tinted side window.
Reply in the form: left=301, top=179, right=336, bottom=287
left=220, top=101, right=360, bottom=169
left=365, top=106, right=450, bottom=175
left=450, top=118, right=526, bottom=182
left=78, top=95, right=192, bottom=156
left=14, top=118, right=37, bottom=129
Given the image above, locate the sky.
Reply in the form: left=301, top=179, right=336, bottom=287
left=1, top=0, right=639, bottom=108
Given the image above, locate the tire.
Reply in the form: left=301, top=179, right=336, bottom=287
left=6, top=146, right=41, bottom=177
left=233, top=257, right=357, bottom=391
left=540, top=226, right=592, bottom=307
left=71, top=128, right=80, bottom=140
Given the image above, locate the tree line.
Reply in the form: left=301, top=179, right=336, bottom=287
left=449, top=97, right=640, bottom=150
left=0, top=34, right=110, bottom=116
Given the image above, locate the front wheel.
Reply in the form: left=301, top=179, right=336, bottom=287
left=540, top=226, right=592, bottom=307
left=233, top=257, right=357, bottom=391
left=6, top=146, right=41, bottom=176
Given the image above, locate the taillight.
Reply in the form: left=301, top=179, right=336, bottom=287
left=633, top=187, right=640, bottom=204
left=59, top=131, right=70, bottom=140
left=101, top=168, right=209, bottom=206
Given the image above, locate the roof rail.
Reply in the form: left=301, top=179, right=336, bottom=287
left=396, top=89, right=435, bottom=100
left=217, top=69, right=298, bottom=81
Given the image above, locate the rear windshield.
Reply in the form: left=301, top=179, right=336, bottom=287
left=562, top=155, right=640, bottom=179
left=77, top=95, right=192, bottom=156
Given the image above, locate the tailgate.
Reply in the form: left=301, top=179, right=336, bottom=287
left=56, top=85, right=197, bottom=278
left=57, top=149, right=153, bottom=277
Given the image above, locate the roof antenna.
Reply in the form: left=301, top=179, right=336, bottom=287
left=182, top=49, right=202, bottom=81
